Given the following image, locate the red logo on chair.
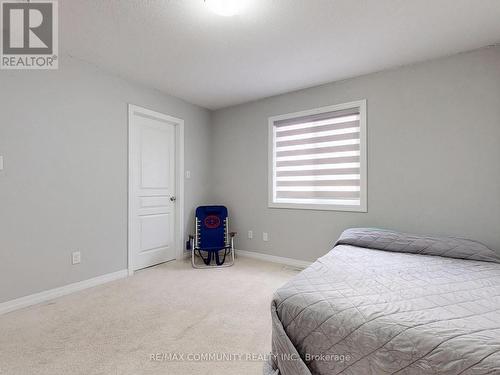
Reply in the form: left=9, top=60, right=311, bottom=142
left=204, top=215, right=221, bottom=229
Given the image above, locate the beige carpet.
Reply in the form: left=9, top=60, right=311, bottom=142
left=0, top=257, right=299, bottom=375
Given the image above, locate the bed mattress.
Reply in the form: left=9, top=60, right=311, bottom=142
left=267, top=228, right=500, bottom=374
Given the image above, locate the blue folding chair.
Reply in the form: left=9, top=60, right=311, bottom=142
left=189, top=206, right=236, bottom=268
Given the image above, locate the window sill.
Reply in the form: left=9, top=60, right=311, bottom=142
left=268, top=201, right=367, bottom=213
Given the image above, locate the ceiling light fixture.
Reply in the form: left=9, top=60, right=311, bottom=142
left=205, top=0, right=247, bottom=17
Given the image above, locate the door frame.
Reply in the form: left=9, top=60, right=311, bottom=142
left=127, top=104, right=185, bottom=276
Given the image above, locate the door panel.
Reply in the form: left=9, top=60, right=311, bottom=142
left=140, top=125, right=172, bottom=189
left=130, top=109, right=176, bottom=271
left=140, top=196, right=170, bottom=208
left=140, top=214, right=171, bottom=252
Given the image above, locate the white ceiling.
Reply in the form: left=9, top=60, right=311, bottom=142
left=61, top=0, right=500, bottom=110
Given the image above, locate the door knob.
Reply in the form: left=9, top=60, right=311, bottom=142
left=170, top=196, right=176, bottom=202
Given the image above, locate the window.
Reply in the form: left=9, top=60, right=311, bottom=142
left=268, top=100, right=367, bottom=212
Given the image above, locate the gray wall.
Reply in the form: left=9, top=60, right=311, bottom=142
left=211, top=46, right=500, bottom=262
left=0, top=55, right=211, bottom=303
left=2, top=47, right=499, bottom=304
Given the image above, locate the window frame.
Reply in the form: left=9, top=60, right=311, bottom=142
left=268, top=100, right=367, bottom=212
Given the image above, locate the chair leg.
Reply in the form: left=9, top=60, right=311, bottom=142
left=191, top=236, right=235, bottom=269
left=215, top=249, right=227, bottom=266
left=192, top=248, right=235, bottom=268
left=191, top=240, right=197, bottom=268
left=203, top=250, right=212, bottom=265
left=228, top=244, right=235, bottom=266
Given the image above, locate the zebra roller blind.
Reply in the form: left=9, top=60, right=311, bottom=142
left=269, top=101, right=366, bottom=211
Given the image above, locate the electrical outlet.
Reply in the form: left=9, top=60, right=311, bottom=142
left=72, top=251, right=81, bottom=265
left=263, top=232, right=269, bottom=242
left=248, top=230, right=253, bottom=239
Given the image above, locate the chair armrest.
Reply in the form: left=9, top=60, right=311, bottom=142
left=229, top=232, right=237, bottom=238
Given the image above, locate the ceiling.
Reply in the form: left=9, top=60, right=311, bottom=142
left=61, top=0, right=500, bottom=110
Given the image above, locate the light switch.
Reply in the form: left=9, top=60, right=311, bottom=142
left=0, top=156, right=3, bottom=171
left=185, top=170, right=191, bottom=179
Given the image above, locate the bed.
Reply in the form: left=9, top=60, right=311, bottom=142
left=266, top=228, right=500, bottom=375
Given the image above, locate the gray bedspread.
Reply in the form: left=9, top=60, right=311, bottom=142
left=267, top=229, right=500, bottom=374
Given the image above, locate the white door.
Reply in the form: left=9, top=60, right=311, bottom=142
left=129, top=106, right=177, bottom=270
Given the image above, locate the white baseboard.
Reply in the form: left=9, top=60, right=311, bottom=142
left=0, top=269, right=128, bottom=315
left=236, top=249, right=312, bottom=269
